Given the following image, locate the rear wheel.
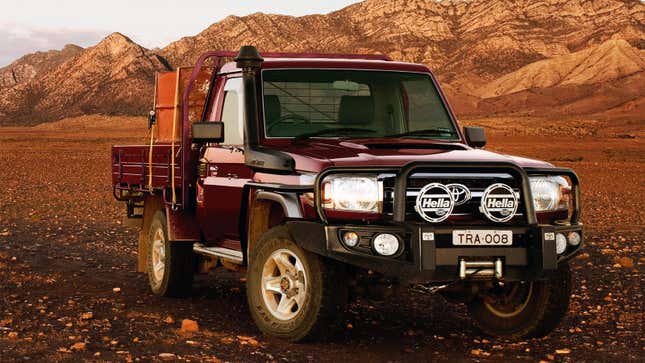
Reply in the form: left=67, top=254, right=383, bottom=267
left=246, top=226, right=347, bottom=342
left=467, top=263, right=571, bottom=339
left=146, top=211, right=194, bottom=297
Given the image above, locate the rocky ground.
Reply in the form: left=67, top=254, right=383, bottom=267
left=0, top=116, right=643, bottom=362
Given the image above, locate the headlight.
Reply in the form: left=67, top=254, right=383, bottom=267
left=529, top=176, right=571, bottom=212
left=322, top=174, right=382, bottom=213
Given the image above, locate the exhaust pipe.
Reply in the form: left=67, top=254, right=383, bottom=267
left=235, top=46, right=294, bottom=174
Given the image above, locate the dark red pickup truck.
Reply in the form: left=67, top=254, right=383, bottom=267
left=112, top=46, right=583, bottom=341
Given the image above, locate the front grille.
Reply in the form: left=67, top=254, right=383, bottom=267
left=381, top=172, right=525, bottom=225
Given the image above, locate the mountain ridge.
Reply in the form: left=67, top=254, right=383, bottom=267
left=0, top=0, right=643, bottom=125
left=475, top=39, right=645, bottom=99
left=0, top=32, right=170, bottom=125
left=0, top=44, right=83, bottom=89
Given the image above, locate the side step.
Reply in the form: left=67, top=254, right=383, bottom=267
left=193, top=244, right=244, bottom=264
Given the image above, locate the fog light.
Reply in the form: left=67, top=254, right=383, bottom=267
left=556, top=233, right=567, bottom=255
left=373, top=234, right=400, bottom=256
left=567, top=232, right=581, bottom=246
left=343, top=231, right=359, bottom=247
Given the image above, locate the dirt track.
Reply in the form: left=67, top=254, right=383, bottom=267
left=0, top=118, right=643, bottom=362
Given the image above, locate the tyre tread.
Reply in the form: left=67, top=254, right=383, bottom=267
left=247, top=225, right=346, bottom=342
left=468, top=263, right=571, bottom=339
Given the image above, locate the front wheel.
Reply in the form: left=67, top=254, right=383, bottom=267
left=246, top=226, right=347, bottom=342
left=467, top=263, right=571, bottom=339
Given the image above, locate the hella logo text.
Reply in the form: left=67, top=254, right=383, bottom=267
left=486, top=198, right=516, bottom=208
left=420, top=198, right=451, bottom=209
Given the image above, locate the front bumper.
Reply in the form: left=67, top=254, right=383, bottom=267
left=287, top=221, right=583, bottom=283
left=257, top=161, right=584, bottom=283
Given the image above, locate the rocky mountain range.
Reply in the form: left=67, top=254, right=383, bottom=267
left=0, top=0, right=643, bottom=125
left=468, top=37, right=645, bottom=117
left=0, top=33, right=170, bottom=125
left=0, top=44, right=83, bottom=89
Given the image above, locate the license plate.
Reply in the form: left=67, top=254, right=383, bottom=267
left=452, top=230, right=513, bottom=246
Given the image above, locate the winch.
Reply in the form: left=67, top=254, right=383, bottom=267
left=458, top=258, right=503, bottom=280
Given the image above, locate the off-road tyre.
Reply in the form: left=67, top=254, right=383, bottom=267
left=467, top=263, right=571, bottom=339
left=246, top=225, right=347, bottom=342
left=146, top=211, right=194, bottom=297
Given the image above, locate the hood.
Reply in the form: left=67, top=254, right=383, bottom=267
left=272, top=139, right=553, bottom=171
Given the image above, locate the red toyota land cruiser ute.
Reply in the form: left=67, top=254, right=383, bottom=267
left=112, top=46, right=583, bottom=342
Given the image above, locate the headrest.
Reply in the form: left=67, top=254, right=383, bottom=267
left=264, top=95, right=282, bottom=123
left=338, top=96, right=374, bottom=124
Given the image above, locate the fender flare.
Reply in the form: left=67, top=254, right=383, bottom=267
left=253, top=190, right=303, bottom=219
left=240, top=189, right=304, bottom=265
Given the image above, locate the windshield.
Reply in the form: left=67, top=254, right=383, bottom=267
left=261, top=69, right=459, bottom=140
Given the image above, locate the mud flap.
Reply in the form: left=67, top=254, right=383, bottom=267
left=137, top=196, right=200, bottom=273
left=165, top=206, right=200, bottom=242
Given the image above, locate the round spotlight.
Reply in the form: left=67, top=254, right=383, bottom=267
left=567, top=232, right=581, bottom=246
left=343, top=231, right=359, bottom=247
left=555, top=233, right=567, bottom=255
left=373, top=234, right=400, bottom=256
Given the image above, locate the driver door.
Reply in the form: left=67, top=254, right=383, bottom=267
left=197, top=77, right=252, bottom=248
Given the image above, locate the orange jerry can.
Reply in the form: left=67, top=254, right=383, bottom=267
left=153, top=67, right=214, bottom=143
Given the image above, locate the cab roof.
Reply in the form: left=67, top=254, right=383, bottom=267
left=218, top=58, right=431, bottom=75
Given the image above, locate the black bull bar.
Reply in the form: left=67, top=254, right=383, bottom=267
left=313, top=161, right=580, bottom=226
left=253, top=161, right=582, bottom=282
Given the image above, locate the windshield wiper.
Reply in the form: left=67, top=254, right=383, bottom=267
left=384, top=128, right=456, bottom=139
left=293, top=127, right=376, bottom=142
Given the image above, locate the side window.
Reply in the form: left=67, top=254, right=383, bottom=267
left=220, top=78, right=244, bottom=145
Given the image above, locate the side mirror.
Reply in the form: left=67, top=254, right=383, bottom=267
left=464, top=126, right=486, bottom=148
left=192, top=122, right=224, bottom=144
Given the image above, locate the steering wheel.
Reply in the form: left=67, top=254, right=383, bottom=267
left=267, top=113, right=310, bottom=134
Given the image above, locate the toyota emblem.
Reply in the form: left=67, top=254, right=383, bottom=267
left=446, top=183, right=471, bottom=206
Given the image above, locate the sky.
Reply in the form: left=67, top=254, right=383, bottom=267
left=0, top=0, right=361, bottom=67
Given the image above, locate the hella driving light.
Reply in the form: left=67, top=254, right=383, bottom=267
left=529, top=176, right=571, bottom=212
left=372, top=234, right=400, bottom=256
left=322, top=175, right=382, bottom=213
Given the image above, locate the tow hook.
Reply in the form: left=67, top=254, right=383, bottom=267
left=459, top=258, right=503, bottom=280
